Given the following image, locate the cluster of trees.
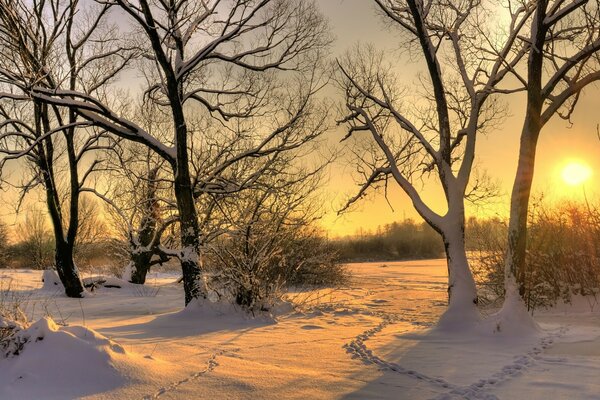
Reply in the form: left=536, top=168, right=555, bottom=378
left=336, top=0, right=600, bottom=328
left=0, top=0, right=597, bottom=329
left=332, top=220, right=444, bottom=261
left=0, top=0, right=336, bottom=310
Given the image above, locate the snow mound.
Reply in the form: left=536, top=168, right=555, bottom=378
left=166, top=297, right=281, bottom=326
left=486, top=285, right=540, bottom=337
left=0, top=317, right=158, bottom=399
left=434, top=303, right=482, bottom=333
left=41, top=269, right=63, bottom=291
left=83, top=275, right=132, bottom=290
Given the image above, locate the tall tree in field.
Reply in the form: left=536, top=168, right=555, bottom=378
left=499, top=0, right=600, bottom=327
left=0, top=0, right=126, bottom=297
left=338, top=0, right=534, bottom=327
left=31, top=0, right=331, bottom=305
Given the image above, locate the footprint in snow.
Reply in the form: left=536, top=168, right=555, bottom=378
left=301, top=324, right=325, bottom=330
left=370, top=299, right=389, bottom=304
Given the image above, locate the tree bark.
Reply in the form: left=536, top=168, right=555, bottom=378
left=54, top=239, right=84, bottom=298
left=506, top=123, right=542, bottom=298
left=171, top=103, right=203, bottom=304
left=127, top=167, right=161, bottom=285
left=504, top=0, right=547, bottom=298
left=128, top=252, right=154, bottom=285
left=173, top=157, right=203, bottom=305
left=35, top=101, right=85, bottom=298
left=440, top=210, right=479, bottom=323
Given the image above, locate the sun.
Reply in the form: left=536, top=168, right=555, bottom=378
left=561, top=161, right=593, bottom=186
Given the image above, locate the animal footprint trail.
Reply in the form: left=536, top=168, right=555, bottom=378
left=142, top=351, right=222, bottom=400
left=343, top=303, right=570, bottom=400
left=430, top=327, right=569, bottom=400
left=343, top=312, right=454, bottom=390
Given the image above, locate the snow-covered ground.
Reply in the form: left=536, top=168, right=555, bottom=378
left=1, top=260, right=600, bottom=399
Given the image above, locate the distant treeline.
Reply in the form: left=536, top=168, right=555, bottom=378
left=330, top=216, right=509, bottom=263
left=331, top=220, right=444, bottom=262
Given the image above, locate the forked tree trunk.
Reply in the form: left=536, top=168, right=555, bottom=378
left=128, top=251, right=154, bottom=284
left=127, top=167, right=161, bottom=285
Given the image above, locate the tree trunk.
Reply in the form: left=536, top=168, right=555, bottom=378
left=35, top=101, right=84, bottom=298
left=127, top=167, right=161, bottom=285
left=172, top=108, right=203, bottom=305
left=437, top=218, right=480, bottom=328
left=128, top=251, right=154, bottom=285
left=504, top=0, right=546, bottom=302
left=506, top=123, right=541, bottom=299
left=54, top=239, right=84, bottom=298
left=492, top=1, right=547, bottom=334
left=173, top=168, right=203, bottom=305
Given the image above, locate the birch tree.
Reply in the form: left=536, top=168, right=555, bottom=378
left=500, top=0, right=600, bottom=324
left=338, top=0, right=534, bottom=326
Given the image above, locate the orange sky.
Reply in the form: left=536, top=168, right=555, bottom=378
left=1, top=0, right=598, bottom=238
left=316, top=0, right=600, bottom=237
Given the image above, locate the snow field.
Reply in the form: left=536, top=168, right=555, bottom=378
left=1, top=260, right=600, bottom=399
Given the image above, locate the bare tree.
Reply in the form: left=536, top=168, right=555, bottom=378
left=501, top=0, right=600, bottom=322
left=338, top=0, right=534, bottom=326
left=0, top=0, right=129, bottom=297
left=100, top=137, right=176, bottom=285
left=29, top=0, right=331, bottom=305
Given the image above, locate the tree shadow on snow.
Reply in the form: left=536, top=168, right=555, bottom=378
left=99, top=300, right=278, bottom=340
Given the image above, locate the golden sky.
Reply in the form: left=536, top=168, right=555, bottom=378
left=1, top=0, right=598, bottom=239
left=316, top=0, right=600, bottom=237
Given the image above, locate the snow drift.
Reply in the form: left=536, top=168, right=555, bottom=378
left=0, top=317, right=159, bottom=400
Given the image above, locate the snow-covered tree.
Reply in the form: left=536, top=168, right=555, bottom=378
left=499, top=0, right=600, bottom=328
left=26, top=0, right=331, bottom=305
left=337, top=0, right=534, bottom=327
left=0, top=0, right=126, bottom=297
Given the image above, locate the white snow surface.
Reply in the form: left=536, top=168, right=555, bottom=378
left=1, top=261, right=599, bottom=399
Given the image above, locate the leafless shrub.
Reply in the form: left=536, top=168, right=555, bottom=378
left=470, top=198, right=600, bottom=310
left=207, top=225, right=346, bottom=314
left=205, top=164, right=347, bottom=313
left=0, top=278, right=29, bottom=358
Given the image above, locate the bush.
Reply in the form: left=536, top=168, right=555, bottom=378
left=0, top=279, right=29, bottom=358
left=469, top=199, right=600, bottom=310
left=207, top=224, right=347, bottom=313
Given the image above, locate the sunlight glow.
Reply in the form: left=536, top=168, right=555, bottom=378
left=561, top=161, right=593, bottom=186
